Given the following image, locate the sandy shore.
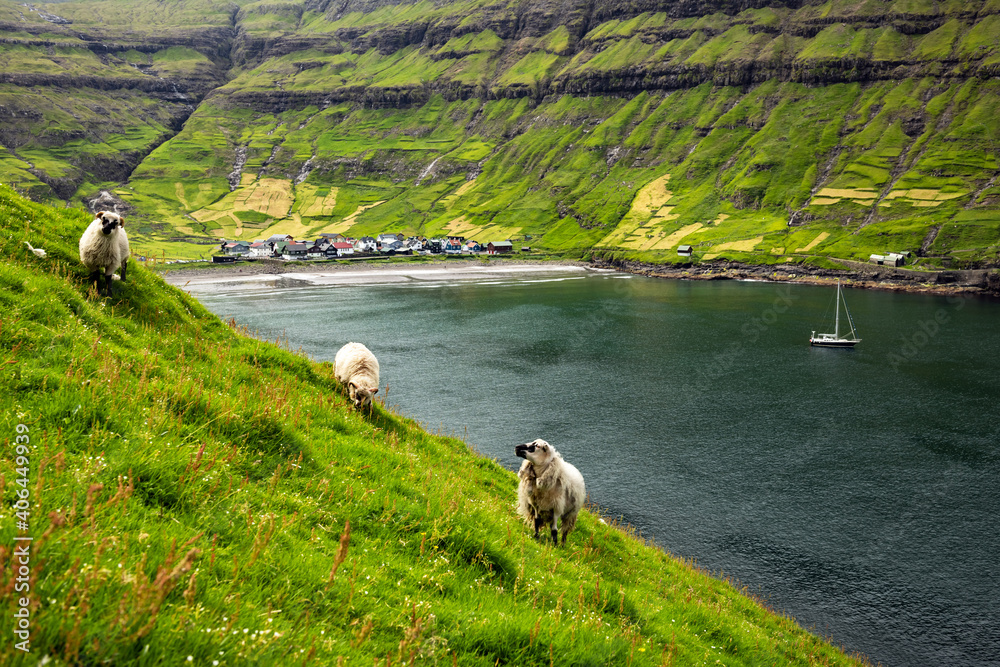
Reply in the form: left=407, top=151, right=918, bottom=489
left=159, top=255, right=998, bottom=298
left=161, top=258, right=599, bottom=292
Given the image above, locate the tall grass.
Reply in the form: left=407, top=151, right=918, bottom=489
left=0, top=184, right=872, bottom=665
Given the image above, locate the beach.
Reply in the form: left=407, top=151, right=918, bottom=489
left=158, top=255, right=998, bottom=297
left=160, top=258, right=597, bottom=293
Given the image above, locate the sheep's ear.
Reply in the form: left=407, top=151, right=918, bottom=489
left=96, top=211, right=106, bottom=218
left=372, top=388, right=378, bottom=394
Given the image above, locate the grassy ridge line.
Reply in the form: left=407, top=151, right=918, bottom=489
left=0, top=184, right=866, bottom=665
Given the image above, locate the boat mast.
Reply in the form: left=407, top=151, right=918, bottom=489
left=834, top=280, right=841, bottom=338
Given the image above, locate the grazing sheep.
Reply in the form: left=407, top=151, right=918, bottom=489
left=515, top=439, right=586, bottom=546
left=334, top=342, right=380, bottom=410
left=79, top=211, right=130, bottom=295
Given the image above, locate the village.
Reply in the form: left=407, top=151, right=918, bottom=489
left=216, top=232, right=525, bottom=262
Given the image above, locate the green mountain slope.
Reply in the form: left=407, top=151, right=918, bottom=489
left=1, top=0, right=999, bottom=268
left=0, top=184, right=868, bottom=664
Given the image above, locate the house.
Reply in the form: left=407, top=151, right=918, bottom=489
left=376, top=233, right=400, bottom=248
left=272, top=240, right=290, bottom=256
left=267, top=234, right=294, bottom=244
left=871, top=253, right=904, bottom=267
left=355, top=236, right=377, bottom=253
left=282, top=242, right=308, bottom=260
left=443, top=238, right=463, bottom=254
left=221, top=241, right=250, bottom=256
left=677, top=245, right=693, bottom=257
left=320, top=233, right=347, bottom=243
left=404, top=237, right=424, bottom=251
left=332, top=241, right=355, bottom=257
left=487, top=240, right=513, bottom=254
left=425, top=238, right=443, bottom=253
left=248, top=241, right=274, bottom=257
left=521, top=246, right=531, bottom=253
left=380, top=239, right=405, bottom=254
left=464, top=240, right=482, bottom=253
left=306, top=243, right=326, bottom=260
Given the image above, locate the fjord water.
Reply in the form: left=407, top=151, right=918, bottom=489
left=192, top=270, right=999, bottom=666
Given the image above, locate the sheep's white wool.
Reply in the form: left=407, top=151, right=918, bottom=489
left=79, top=211, right=130, bottom=292
left=334, top=342, right=380, bottom=409
left=516, top=439, right=586, bottom=546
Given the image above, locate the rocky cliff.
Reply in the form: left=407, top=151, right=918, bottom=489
left=1, top=0, right=998, bottom=268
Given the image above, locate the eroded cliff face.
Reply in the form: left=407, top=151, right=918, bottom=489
left=1, top=0, right=999, bottom=268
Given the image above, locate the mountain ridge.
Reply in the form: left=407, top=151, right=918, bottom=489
left=1, top=0, right=998, bottom=269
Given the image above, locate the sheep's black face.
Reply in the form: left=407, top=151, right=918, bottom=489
left=97, top=212, right=122, bottom=236
left=516, top=439, right=551, bottom=465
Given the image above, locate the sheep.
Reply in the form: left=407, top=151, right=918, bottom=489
left=334, top=342, right=380, bottom=410
left=79, top=211, right=130, bottom=295
left=515, top=439, right=586, bottom=546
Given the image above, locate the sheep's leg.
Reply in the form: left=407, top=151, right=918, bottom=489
left=120, top=258, right=128, bottom=282
left=533, top=517, right=545, bottom=540
left=103, top=272, right=115, bottom=296
left=550, top=517, right=559, bottom=546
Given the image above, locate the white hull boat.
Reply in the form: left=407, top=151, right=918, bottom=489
left=810, top=280, right=861, bottom=348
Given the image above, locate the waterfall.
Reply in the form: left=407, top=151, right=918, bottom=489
left=415, top=157, right=440, bottom=185
left=227, top=146, right=247, bottom=191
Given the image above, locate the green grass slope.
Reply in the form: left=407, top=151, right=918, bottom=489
left=0, top=185, right=867, bottom=665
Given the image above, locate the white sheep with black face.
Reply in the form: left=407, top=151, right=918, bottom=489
left=515, top=438, right=586, bottom=546
left=334, top=342, right=380, bottom=410
left=79, top=211, right=130, bottom=295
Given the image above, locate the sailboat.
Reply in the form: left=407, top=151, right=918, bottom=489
left=810, top=280, right=861, bottom=348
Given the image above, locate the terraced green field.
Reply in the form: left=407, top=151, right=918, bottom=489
left=0, top=0, right=998, bottom=267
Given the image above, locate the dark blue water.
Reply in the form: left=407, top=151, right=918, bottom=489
left=187, top=269, right=1000, bottom=667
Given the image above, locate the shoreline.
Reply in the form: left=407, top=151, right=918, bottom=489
left=160, top=257, right=595, bottom=291
left=158, top=255, right=999, bottom=297
left=591, top=257, right=1000, bottom=297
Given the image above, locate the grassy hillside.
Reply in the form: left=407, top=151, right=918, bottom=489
left=1, top=0, right=999, bottom=266
left=0, top=185, right=869, bottom=665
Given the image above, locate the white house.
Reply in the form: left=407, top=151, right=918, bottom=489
left=332, top=241, right=355, bottom=257
left=249, top=241, right=274, bottom=257
left=355, top=236, right=377, bottom=253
